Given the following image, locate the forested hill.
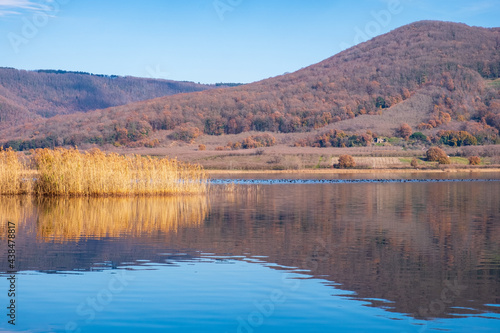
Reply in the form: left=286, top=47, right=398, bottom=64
left=0, top=68, right=224, bottom=127
left=1, top=21, right=500, bottom=149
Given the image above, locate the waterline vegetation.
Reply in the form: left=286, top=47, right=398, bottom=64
left=0, top=147, right=32, bottom=195
left=0, top=147, right=207, bottom=196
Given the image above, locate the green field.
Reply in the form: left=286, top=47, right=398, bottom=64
left=487, top=78, right=500, bottom=88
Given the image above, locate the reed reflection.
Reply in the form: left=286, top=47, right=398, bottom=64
left=0, top=195, right=208, bottom=242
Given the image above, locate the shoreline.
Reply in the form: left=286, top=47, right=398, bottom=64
left=207, top=168, right=500, bottom=175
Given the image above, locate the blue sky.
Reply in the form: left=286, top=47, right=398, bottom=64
left=0, top=0, right=499, bottom=83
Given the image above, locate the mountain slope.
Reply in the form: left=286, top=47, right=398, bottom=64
left=1, top=21, right=499, bottom=149
left=0, top=68, right=225, bottom=128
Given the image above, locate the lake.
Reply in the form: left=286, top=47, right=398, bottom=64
left=1, top=172, right=499, bottom=332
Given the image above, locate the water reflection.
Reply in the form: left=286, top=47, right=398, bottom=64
left=0, top=179, right=499, bottom=323
left=0, top=196, right=209, bottom=242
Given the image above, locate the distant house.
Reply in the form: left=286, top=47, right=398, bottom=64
left=375, top=137, right=386, bottom=144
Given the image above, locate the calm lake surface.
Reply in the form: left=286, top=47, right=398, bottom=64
left=1, top=172, right=499, bottom=332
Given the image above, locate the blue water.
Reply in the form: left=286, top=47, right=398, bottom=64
left=0, top=176, right=499, bottom=332
left=4, top=258, right=499, bottom=333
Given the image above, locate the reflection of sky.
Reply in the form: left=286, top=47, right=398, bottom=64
left=2, top=259, right=499, bottom=333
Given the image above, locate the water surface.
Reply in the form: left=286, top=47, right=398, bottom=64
left=1, top=174, right=499, bottom=332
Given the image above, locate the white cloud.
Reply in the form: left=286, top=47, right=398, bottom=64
left=0, top=10, right=20, bottom=16
left=0, top=0, right=52, bottom=16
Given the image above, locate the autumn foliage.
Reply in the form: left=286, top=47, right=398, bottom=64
left=409, top=132, right=428, bottom=142
left=1, top=21, right=500, bottom=149
left=437, top=130, right=478, bottom=146
left=410, top=158, right=419, bottom=168
left=396, top=123, right=412, bottom=140
left=426, top=147, right=450, bottom=164
left=240, top=134, right=276, bottom=149
left=217, top=134, right=277, bottom=151
left=168, top=126, right=201, bottom=143
left=468, top=156, right=481, bottom=165
left=335, top=155, right=356, bottom=169
left=296, top=130, right=373, bottom=148
left=0, top=68, right=219, bottom=129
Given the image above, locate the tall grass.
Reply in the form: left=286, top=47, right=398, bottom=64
left=0, top=147, right=207, bottom=196
left=0, top=147, right=31, bottom=194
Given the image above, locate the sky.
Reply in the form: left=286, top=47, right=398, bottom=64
left=0, top=0, right=499, bottom=84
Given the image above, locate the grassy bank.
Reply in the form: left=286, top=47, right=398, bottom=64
left=0, top=147, right=207, bottom=196
left=113, top=143, right=500, bottom=171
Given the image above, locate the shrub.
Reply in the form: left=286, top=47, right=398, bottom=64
left=295, top=129, right=373, bottom=148
left=232, top=142, right=242, bottom=150
left=237, top=134, right=276, bottom=149
left=409, top=132, right=427, bottom=142
left=410, top=157, right=419, bottom=168
left=254, top=148, right=265, bottom=156
left=426, top=147, right=451, bottom=164
left=396, top=123, right=412, bottom=140
left=438, top=156, right=451, bottom=164
left=437, top=130, right=477, bottom=146
left=168, top=126, right=201, bottom=143
left=144, top=139, right=160, bottom=148
left=468, top=156, right=481, bottom=165
left=336, top=155, right=356, bottom=168
left=426, top=147, right=448, bottom=162
left=125, top=120, right=152, bottom=142
left=198, top=144, right=206, bottom=151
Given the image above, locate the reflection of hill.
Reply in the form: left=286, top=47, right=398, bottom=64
left=1, top=181, right=499, bottom=319
left=171, top=183, right=500, bottom=319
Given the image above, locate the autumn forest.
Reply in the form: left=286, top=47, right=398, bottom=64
left=0, top=21, right=499, bottom=150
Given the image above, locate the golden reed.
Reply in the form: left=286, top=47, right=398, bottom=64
left=0, top=147, right=207, bottom=196
left=0, top=147, right=31, bottom=194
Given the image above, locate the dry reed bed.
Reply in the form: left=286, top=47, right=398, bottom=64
left=0, top=147, right=31, bottom=194
left=0, top=147, right=207, bottom=196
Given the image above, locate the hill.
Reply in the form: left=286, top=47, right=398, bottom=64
left=1, top=21, right=499, bottom=150
left=0, top=68, right=225, bottom=128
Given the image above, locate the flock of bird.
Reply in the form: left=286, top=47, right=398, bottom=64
left=209, top=178, right=499, bottom=185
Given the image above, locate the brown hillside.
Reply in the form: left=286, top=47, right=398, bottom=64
left=0, top=68, right=228, bottom=129
left=1, top=21, right=499, bottom=149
